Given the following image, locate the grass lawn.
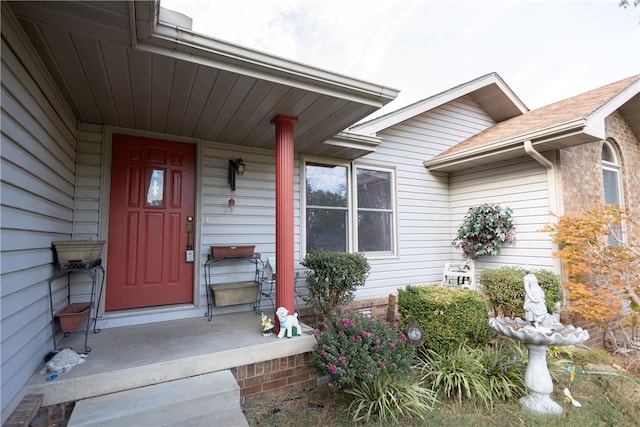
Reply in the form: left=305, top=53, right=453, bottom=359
left=243, top=355, right=640, bottom=426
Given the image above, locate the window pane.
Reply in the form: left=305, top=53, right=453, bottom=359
left=603, top=169, right=620, bottom=205
left=357, top=169, right=391, bottom=209
left=306, top=208, right=347, bottom=252
left=602, top=143, right=617, bottom=163
left=358, top=211, right=392, bottom=252
left=602, top=168, right=622, bottom=246
left=306, top=163, right=347, bottom=207
left=146, top=169, right=164, bottom=207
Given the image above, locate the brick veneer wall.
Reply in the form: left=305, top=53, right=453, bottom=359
left=3, top=393, right=74, bottom=427
left=556, top=111, right=640, bottom=346
left=232, top=353, right=317, bottom=402
left=557, top=139, right=604, bottom=214
left=557, top=111, right=639, bottom=220
left=32, top=402, right=75, bottom=427
left=607, top=112, right=640, bottom=214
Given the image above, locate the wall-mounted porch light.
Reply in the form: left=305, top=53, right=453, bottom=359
left=236, top=158, right=245, bottom=175
left=228, top=158, right=246, bottom=191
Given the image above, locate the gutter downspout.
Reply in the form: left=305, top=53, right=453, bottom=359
left=524, top=140, right=564, bottom=311
left=523, top=140, right=559, bottom=217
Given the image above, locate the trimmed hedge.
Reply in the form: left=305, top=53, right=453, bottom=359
left=398, top=285, right=490, bottom=355
left=479, top=266, right=562, bottom=318
left=301, top=249, right=370, bottom=321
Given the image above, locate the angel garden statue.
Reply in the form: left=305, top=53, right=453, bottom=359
left=524, top=268, right=548, bottom=328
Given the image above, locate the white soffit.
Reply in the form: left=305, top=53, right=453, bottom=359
left=7, top=0, right=399, bottom=158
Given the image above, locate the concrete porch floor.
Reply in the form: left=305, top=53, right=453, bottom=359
left=25, top=311, right=315, bottom=407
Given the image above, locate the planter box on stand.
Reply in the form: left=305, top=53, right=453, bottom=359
left=48, top=240, right=105, bottom=352
left=52, top=240, right=105, bottom=265
left=210, top=282, right=259, bottom=306
left=205, top=246, right=260, bottom=320
left=211, top=245, right=255, bottom=260
left=56, top=302, right=93, bottom=333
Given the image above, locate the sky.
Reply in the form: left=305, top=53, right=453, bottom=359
left=160, top=0, right=640, bottom=117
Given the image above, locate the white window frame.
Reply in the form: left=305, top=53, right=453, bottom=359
left=301, top=157, right=398, bottom=259
left=601, top=140, right=623, bottom=207
left=601, top=139, right=625, bottom=245
left=301, top=157, right=353, bottom=254
left=352, top=162, right=398, bottom=258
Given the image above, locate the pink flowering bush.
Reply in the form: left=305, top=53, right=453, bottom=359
left=311, top=311, right=415, bottom=390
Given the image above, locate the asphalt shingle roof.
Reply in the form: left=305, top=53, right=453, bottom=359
left=434, top=74, right=640, bottom=159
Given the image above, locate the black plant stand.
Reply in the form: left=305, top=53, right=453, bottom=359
left=47, top=259, right=105, bottom=353
left=204, top=253, right=263, bottom=321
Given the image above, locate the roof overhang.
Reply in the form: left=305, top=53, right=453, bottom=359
left=7, top=0, right=398, bottom=158
left=425, top=76, right=640, bottom=173
left=424, top=118, right=595, bottom=172
left=619, top=92, right=640, bottom=141
left=351, top=72, right=527, bottom=135
left=321, top=132, right=382, bottom=160
left=586, top=80, right=640, bottom=141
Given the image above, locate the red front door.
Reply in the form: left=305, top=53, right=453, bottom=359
left=106, top=134, right=195, bottom=310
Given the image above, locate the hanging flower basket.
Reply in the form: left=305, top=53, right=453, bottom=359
left=56, top=302, right=92, bottom=332
left=452, top=203, right=516, bottom=259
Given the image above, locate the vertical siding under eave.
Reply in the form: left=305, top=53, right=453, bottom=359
left=448, top=156, right=555, bottom=276
left=354, top=96, right=497, bottom=299
left=1, top=8, right=79, bottom=422
left=74, top=124, right=103, bottom=239
left=68, top=124, right=104, bottom=302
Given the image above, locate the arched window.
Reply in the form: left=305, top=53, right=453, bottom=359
left=601, top=140, right=622, bottom=206
left=601, top=140, right=623, bottom=245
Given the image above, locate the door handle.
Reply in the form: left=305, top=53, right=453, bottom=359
left=186, top=216, right=194, bottom=262
left=186, top=216, right=194, bottom=240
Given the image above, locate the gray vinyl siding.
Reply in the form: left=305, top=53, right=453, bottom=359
left=200, top=142, right=279, bottom=311
left=354, top=96, right=496, bottom=299
left=448, top=156, right=555, bottom=276
left=74, top=124, right=104, bottom=239
left=199, top=141, right=307, bottom=312
left=1, top=11, right=78, bottom=420
left=66, top=124, right=106, bottom=304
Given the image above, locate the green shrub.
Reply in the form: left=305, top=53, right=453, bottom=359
left=345, top=371, right=437, bottom=424
left=418, top=340, right=527, bottom=408
left=480, top=266, right=563, bottom=318
left=481, top=339, right=527, bottom=402
left=418, top=344, right=491, bottom=407
left=397, top=285, right=490, bottom=354
left=301, top=249, right=370, bottom=321
left=311, top=311, right=414, bottom=390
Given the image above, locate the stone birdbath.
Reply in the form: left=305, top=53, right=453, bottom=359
left=489, top=270, right=589, bottom=415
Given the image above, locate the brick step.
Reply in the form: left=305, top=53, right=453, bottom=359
left=3, top=394, right=43, bottom=427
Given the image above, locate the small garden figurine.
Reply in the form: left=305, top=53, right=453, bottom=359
left=260, top=312, right=274, bottom=337
left=275, top=306, right=301, bottom=338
